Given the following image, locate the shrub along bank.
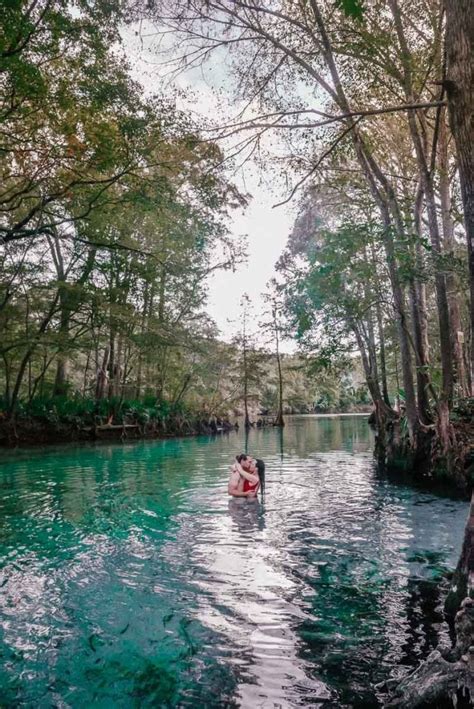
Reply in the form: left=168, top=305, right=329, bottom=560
left=0, top=396, right=238, bottom=446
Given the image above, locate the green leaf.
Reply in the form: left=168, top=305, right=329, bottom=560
left=336, top=0, right=365, bottom=19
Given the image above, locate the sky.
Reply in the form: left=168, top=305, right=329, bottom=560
left=123, top=25, right=296, bottom=348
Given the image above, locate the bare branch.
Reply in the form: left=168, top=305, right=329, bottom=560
left=273, top=118, right=363, bottom=208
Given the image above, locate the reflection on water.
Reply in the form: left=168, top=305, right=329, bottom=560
left=0, top=415, right=468, bottom=707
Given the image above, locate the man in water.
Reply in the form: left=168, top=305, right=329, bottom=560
left=228, top=454, right=264, bottom=497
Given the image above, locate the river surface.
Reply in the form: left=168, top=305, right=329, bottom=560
left=0, top=415, right=468, bottom=708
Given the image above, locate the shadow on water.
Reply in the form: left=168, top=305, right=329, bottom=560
left=0, top=415, right=469, bottom=707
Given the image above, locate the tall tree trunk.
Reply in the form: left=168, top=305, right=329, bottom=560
left=243, top=338, right=250, bottom=429
left=136, top=356, right=143, bottom=400
left=47, top=237, right=96, bottom=398
left=445, top=0, right=474, bottom=394
left=156, top=267, right=167, bottom=400
left=53, top=294, right=70, bottom=397
left=95, top=346, right=109, bottom=400
left=394, top=346, right=401, bottom=414
left=156, top=347, right=168, bottom=401
left=439, top=107, right=469, bottom=396
left=389, top=0, right=453, bottom=405
left=375, top=301, right=391, bottom=406
left=406, top=116, right=453, bottom=406
left=275, top=349, right=284, bottom=427
left=411, top=189, right=433, bottom=424
left=39, top=350, right=47, bottom=398
left=8, top=293, right=60, bottom=415
left=83, top=348, right=91, bottom=397
left=415, top=241, right=430, bottom=362
left=366, top=306, right=380, bottom=387
left=241, top=297, right=252, bottom=429
left=2, top=353, right=11, bottom=406
left=274, top=330, right=284, bottom=428
left=108, top=329, right=115, bottom=399
left=379, top=208, right=419, bottom=440
left=370, top=243, right=391, bottom=407
left=310, top=0, right=419, bottom=440
left=351, top=320, right=394, bottom=430
left=408, top=281, right=432, bottom=424
left=136, top=281, right=149, bottom=399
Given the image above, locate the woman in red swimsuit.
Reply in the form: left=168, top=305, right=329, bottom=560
left=230, top=455, right=264, bottom=497
left=242, top=467, right=259, bottom=495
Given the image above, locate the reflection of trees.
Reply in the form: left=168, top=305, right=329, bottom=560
left=277, top=426, right=284, bottom=462
left=239, top=415, right=372, bottom=461
left=269, top=415, right=371, bottom=458
left=0, top=416, right=372, bottom=522
left=399, top=578, right=444, bottom=667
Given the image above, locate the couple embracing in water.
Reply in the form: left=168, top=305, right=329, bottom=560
left=228, top=454, right=265, bottom=498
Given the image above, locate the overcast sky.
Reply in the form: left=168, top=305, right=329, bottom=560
left=123, top=25, right=296, bottom=348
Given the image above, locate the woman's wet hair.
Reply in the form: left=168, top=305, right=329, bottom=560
left=255, top=459, right=265, bottom=495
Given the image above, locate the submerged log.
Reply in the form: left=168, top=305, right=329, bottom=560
left=385, top=494, right=474, bottom=707
left=92, top=423, right=140, bottom=440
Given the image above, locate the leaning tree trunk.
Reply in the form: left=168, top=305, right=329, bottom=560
left=445, top=0, right=474, bottom=395
left=351, top=320, right=395, bottom=432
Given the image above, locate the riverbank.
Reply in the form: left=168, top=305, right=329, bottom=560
left=0, top=397, right=374, bottom=448
left=0, top=396, right=243, bottom=447
left=376, top=399, right=474, bottom=496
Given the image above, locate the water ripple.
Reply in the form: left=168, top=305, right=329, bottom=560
left=0, top=416, right=468, bottom=707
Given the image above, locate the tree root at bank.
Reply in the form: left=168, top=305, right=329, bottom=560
left=383, top=601, right=474, bottom=707
left=383, top=494, right=474, bottom=708
left=374, top=399, right=474, bottom=493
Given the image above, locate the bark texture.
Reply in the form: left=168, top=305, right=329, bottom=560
left=445, top=0, right=474, bottom=394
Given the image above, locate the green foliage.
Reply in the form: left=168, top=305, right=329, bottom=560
left=2, top=0, right=470, bottom=446
left=336, top=0, right=365, bottom=20
left=452, top=398, right=474, bottom=422
left=0, top=0, right=248, bottom=419
left=0, top=396, right=194, bottom=428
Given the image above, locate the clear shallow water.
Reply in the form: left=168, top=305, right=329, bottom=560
left=0, top=415, right=468, bottom=708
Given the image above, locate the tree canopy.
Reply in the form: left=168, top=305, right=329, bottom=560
left=1, top=1, right=473, bottom=470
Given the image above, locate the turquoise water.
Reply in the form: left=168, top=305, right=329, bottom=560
left=0, top=415, right=468, bottom=707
